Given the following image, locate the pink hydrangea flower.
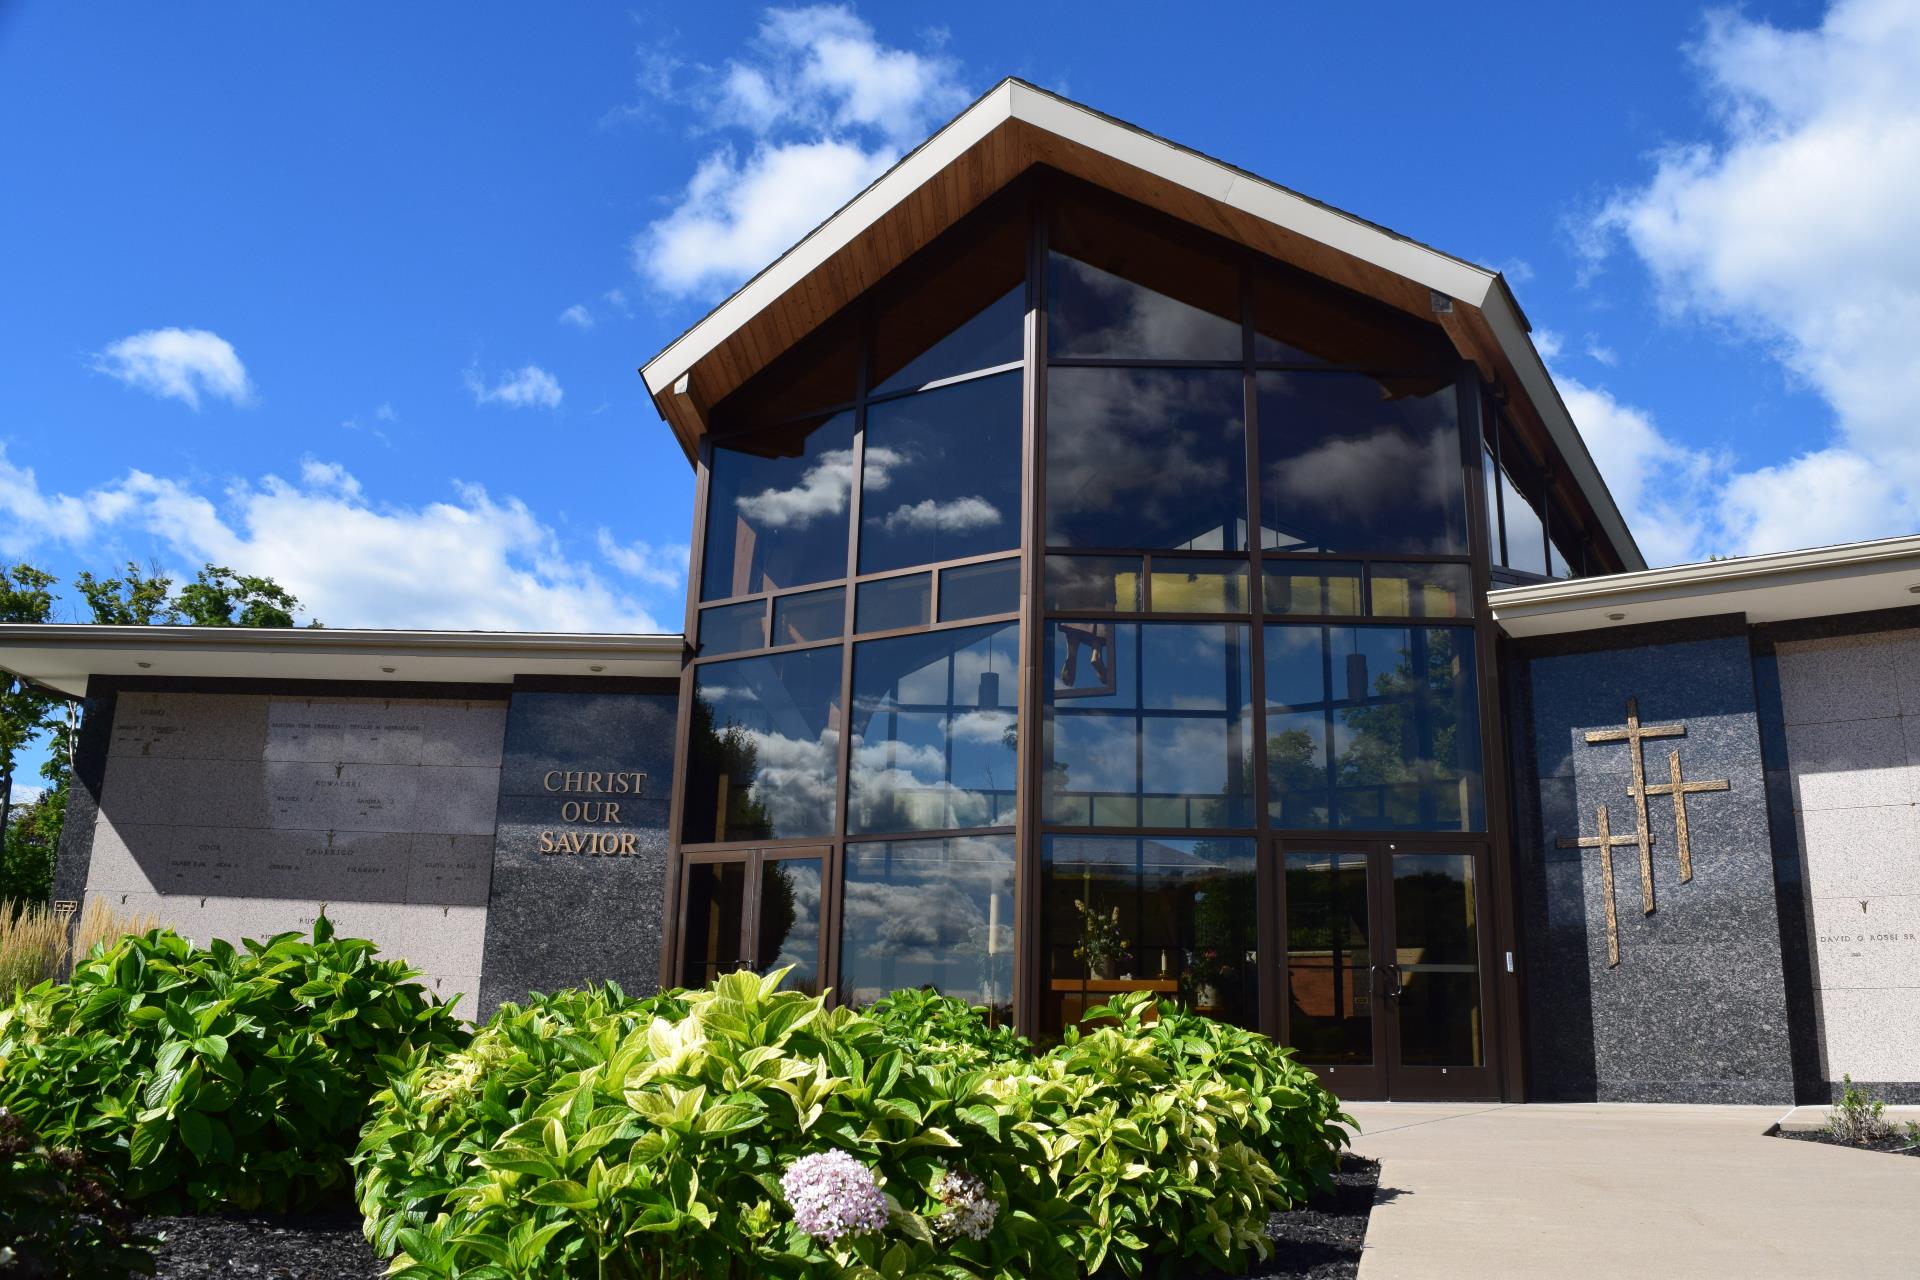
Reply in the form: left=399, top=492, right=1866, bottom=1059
left=781, top=1150, right=889, bottom=1243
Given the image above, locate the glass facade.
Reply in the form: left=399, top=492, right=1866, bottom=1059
left=672, top=177, right=1613, bottom=1073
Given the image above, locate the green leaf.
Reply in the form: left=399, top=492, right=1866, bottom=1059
left=179, top=1109, right=212, bottom=1162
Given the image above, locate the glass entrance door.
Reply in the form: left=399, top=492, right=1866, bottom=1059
left=1280, top=840, right=1494, bottom=1100
left=678, top=849, right=829, bottom=995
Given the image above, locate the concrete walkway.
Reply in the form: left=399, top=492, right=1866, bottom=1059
left=1344, top=1102, right=1920, bottom=1279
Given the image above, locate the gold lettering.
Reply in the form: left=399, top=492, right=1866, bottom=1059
left=586, top=771, right=604, bottom=793
left=564, top=771, right=583, bottom=792
left=619, top=832, right=638, bottom=855
left=542, top=771, right=563, bottom=792
left=604, top=802, right=621, bottom=825
left=539, top=830, right=555, bottom=853
left=561, top=800, right=581, bottom=822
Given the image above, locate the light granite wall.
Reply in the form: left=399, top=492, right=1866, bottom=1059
left=81, top=691, right=507, bottom=1017
left=1774, top=629, right=1920, bottom=1098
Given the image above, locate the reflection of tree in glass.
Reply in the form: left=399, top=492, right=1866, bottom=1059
left=685, top=695, right=771, bottom=840
left=754, top=860, right=799, bottom=972
left=1336, top=631, right=1465, bottom=790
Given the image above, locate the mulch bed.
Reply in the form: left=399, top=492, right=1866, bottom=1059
left=138, top=1205, right=381, bottom=1280
left=135, top=1157, right=1381, bottom=1280
left=1774, top=1128, right=1920, bottom=1158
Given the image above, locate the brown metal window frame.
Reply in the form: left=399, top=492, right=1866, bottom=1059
left=667, top=172, right=1547, bottom=1099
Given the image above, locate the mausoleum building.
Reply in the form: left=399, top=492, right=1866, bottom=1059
left=6, top=81, right=1916, bottom=1106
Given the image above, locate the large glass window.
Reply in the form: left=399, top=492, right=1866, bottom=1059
left=1045, top=621, right=1253, bottom=829
left=1256, top=373, right=1466, bottom=556
left=1499, top=465, right=1547, bottom=576
left=1283, top=851, right=1373, bottom=1064
left=683, top=648, right=843, bottom=843
left=1046, top=368, right=1247, bottom=550
left=849, top=622, right=1019, bottom=834
left=1047, top=193, right=1240, bottom=361
left=1264, top=624, right=1483, bottom=831
left=840, top=835, right=1015, bottom=1020
left=1042, top=835, right=1258, bottom=1035
left=860, top=373, right=1022, bottom=574
left=702, top=411, right=855, bottom=601
left=1252, top=267, right=1459, bottom=369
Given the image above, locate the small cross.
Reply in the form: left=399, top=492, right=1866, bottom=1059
left=1584, top=697, right=1683, bottom=915
left=1632, top=749, right=1730, bottom=884
left=1557, top=803, right=1637, bottom=967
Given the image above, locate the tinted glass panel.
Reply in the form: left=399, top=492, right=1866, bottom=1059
left=1284, top=851, right=1373, bottom=1064
left=1262, top=562, right=1362, bottom=616
left=1549, top=530, right=1577, bottom=579
left=870, top=203, right=1026, bottom=395
left=679, top=860, right=746, bottom=987
left=860, top=373, right=1021, bottom=573
left=702, top=411, right=855, bottom=600
left=841, top=835, right=1015, bottom=1020
left=1500, top=465, right=1547, bottom=575
left=1263, top=624, right=1483, bottom=831
left=1149, top=558, right=1249, bottom=613
left=939, top=558, right=1020, bottom=621
left=873, top=288, right=1024, bottom=396
left=1046, top=556, right=1142, bottom=612
left=1392, top=852, right=1483, bottom=1066
left=755, top=857, right=824, bottom=996
left=772, top=588, right=844, bottom=646
left=1041, top=836, right=1258, bottom=1036
left=1045, top=622, right=1253, bottom=828
left=1482, top=445, right=1502, bottom=562
left=1369, top=563, right=1473, bottom=618
left=708, top=319, right=859, bottom=432
left=698, top=600, right=766, bottom=656
left=1257, top=374, right=1466, bottom=556
left=683, top=648, right=842, bottom=843
left=849, top=622, right=1019, bottom=834
left=1047, top=194, right=1240, bottom=360
left=855, top=574, right=930, bottom=634
left=1047, top=368, right=1247, bottom=551
left=1252, top=268, right=1457, bottom=368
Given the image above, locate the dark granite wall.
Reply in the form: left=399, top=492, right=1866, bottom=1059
left=49, top=682, right=116, bottom=910
left=476, top=678, right=678, bottom=1017
left=1515, top=628, right=1796, bottom=1102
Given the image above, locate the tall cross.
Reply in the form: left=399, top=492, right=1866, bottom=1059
left=1632, top=749, right=1730, bottom=884
left=1582, top=697, right=1684, bottom=915
left=1556, top=803, right=1637, bottom=967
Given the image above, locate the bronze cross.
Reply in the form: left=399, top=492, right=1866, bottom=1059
left=1556, top=803, right=1637, bottom=967
left=1583, top=697, right=1684, bottom=915
left=1632, top=749, right=1730, bottom=884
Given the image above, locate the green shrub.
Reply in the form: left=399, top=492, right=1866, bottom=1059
left=355, top=974, right=1350, bottom=1279
left=0, top=917, right=467, bottom=1213
left=863, top=988, right=1031, bottom=1067
left=0, top=1107, right=157, bottom=1278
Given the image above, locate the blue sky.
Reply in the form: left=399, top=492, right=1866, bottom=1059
left=3, top=0, right=1913, bottom=663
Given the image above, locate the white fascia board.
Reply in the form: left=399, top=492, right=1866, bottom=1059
left=641, top=82, right=1017, bottom=398
left=1490, top=533, right=1920, bottom=637
left=0, top=625, right=686, bottom=697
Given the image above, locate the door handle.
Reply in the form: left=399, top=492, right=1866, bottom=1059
left=1385, top=963, right=1404, bottom=998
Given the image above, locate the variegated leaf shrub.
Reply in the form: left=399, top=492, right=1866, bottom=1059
left=354, top=976, right=1350, bottom=1279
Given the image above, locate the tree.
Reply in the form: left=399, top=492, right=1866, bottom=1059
left=73, top=561, right=175, bottom=624
left=0, top=565, right=60, bottom=898
left=173, top=566, right=304, bottom=628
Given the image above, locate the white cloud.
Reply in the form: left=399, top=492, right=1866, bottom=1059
left=466, top=363, right=563, bottom=410
left=0, top=446, right=674, bottom=632
left=1583, top=0, right=1920, bottom=554
left=92, top=328, right=253, bottom=409
left=558, top=304, right=595, bottom=330
left=877, top=495, right=1001, bottom=534
left=597, top=528, right=689, bottom=592
left=1555, top=373, right=1721, bottom=567
left=633, top=5, right=971, bottom=298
